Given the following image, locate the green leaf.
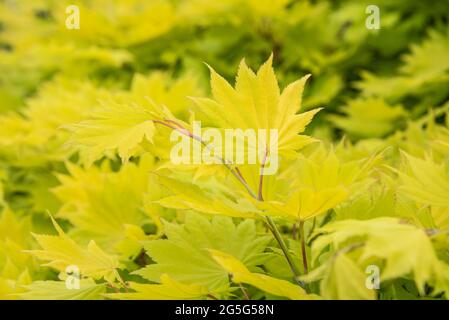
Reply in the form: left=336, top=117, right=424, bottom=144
left=135, top=213, right=270, bottom=292
left=312, top=218, right=449, bottom=297
left=66, top=100, right=156, bottom=166
left=303, top=253, right=375, bottom=300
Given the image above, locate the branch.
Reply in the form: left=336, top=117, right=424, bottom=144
left=299, top=220, right=308, bottom=274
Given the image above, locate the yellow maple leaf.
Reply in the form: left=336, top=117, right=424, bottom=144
left=396, top=153, right=449, bottom=207
left=253, top=147, right=377, bottom=221
left=66, top=100, right=156, bottom=166
left=210, top=250, right=320, bottom=300
left=191, top=55, right=321, bottom=157
left=26, top=217, right=120, bottom=283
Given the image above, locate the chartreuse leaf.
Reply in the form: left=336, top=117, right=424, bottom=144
left=302, top=253, right=375, bottom=300
left=27, top=217, right=120, bottom=283
left=400, top=29, right=449, bottom=84
left=430, top=207, right=449, bottom=231
left=334, top=184, right=396, bottom=221
left=333, top=178, right=422, bottom=223
left=328, top=98, right=407, bottom=138
left=125, top=72, right=203, bottom=120
left=0, top=227, right=33, bottom=300
left=0, top=207, right=34, bottom=299
left=5, top=77, right=110, bottom=163
left=396, top=153, right=449, bottom=208
left=52, top=155, right=158, bottom=253
left=356, top=30, right=449, bottom=100
left=135, top=213, right=270, bottom=292
left=0, top=206, right=32, bottom=247
left=66, top=70, right=202, bottom=166
left=191, top=55, right=321, bottom=157
left=0, top=270, right=32, bottom=300
left=253, top=146, right=378, bottom=221
left=210, top=250, right=320, bottom=300
left=19, top=279, right=106, bottom=300
left=108, top=274, right=210, bottom=300
left=0, top=240, right=33, bottom=281
left=66, top=99, right=156, bottom=166
left=312, top=218, right=449, bottom=297
left=54, top=0, right=175, bottom=47
left=155, top=175, right=259, bottom=219
left=394, top=153, right=449, bottom=229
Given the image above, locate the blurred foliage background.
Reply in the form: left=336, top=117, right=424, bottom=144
left=2, top=0, right=449, bottom=132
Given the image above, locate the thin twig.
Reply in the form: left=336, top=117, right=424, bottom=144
left=239, top=283, right=250, bottom=300
left=153, top=119, right=258, bottom=198
left=299, top=220, right=308, bottom=274
left=265, top=216, right=305, bottom=288
left=292, top=223, right=298, bottom=240
left=257, top=147, right=304, bottom=287
left=258, top=150, right=268, bottom=201
left=309, top=217, right=317, bottom=238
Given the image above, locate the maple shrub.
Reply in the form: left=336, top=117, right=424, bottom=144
left=1, top=0, right=449, bottom=300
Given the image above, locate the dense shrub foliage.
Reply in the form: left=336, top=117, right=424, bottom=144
left=1, top=0, right=449, bottom=300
